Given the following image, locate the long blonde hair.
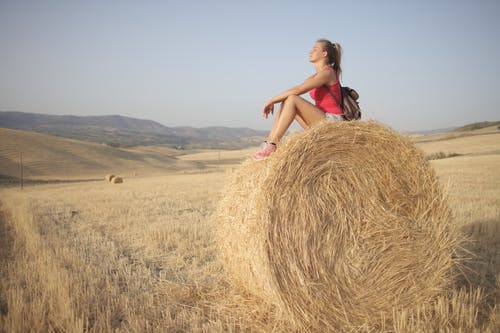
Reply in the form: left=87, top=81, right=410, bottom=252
left=317, top=39, right=342, bottom=78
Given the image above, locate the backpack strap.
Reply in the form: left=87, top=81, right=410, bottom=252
left=322, top=82, right=344, bottom=113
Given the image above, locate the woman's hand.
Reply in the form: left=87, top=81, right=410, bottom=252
left=262, top=101, right=274, bottom=119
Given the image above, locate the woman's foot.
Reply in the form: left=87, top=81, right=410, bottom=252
left=252, top=142, right=277, bottom=160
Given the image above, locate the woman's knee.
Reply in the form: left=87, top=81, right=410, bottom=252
left=284, top=94, right=300, bottom=105
left=283, top=95, right=301, bottom=113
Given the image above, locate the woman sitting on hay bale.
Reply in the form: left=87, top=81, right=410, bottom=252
left=253, top=39, right=344, bottom=161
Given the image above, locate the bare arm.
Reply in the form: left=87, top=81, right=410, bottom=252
left=262, top=68, right=335, bottom=118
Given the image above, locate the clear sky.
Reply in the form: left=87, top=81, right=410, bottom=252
left=1, top=0, right=499, bottom=132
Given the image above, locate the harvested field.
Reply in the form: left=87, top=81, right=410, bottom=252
left=0, top=123, right=499, bottom=332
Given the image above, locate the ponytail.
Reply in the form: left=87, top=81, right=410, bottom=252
left=317, top=39, right=342, bottom=78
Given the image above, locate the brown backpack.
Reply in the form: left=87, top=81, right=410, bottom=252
left=323, top=84, right=362, bottom=121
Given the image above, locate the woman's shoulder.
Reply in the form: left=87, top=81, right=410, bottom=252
left=309, top=66, right=336, bottom=83
left=322, top=66, right=338, bottom=81
left=316, top=66, right=336, bottom=76
left=324, top=65, right=336, bottom=74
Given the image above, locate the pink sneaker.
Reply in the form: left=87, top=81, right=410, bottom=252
left=252, top=142, right=277, bottom=160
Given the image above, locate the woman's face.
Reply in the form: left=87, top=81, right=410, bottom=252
left=309, top=42, right=327, bottom=63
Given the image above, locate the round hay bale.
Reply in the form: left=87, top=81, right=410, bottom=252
left=111, top=176, right=123, bottom=184
left=105, top=174, right=115, bottom=182
left=216, top=121, right=458, bottom=331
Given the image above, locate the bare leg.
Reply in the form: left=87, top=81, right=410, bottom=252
left=271, top=102, right=312, bottom=130
left=266, top=102, right=285, bottom=143
left=295, top=114, right=307, bottom=129
left=267, top=95, right=325, bottom=143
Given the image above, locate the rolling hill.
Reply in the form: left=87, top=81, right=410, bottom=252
left=0, top=111, right=267, bottom=149
left=0, top=128, right=205, bottom=184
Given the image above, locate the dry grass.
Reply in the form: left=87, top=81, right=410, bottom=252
left=415, top=131, right=500, bottom=157
left=0, top=123, right=499, bottom=332
left=426, top=151, right=462, bottom=160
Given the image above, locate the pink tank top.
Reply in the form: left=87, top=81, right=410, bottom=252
left=309, top=67, right=342, bottom=115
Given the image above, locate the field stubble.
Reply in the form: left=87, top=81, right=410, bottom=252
left=0, top=135, right=499, bottom=332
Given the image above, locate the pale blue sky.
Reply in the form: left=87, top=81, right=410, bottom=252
left=1, top=0, right=499, bottom=132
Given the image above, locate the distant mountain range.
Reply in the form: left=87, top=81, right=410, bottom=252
left=0, top=111, right=267, bottom=149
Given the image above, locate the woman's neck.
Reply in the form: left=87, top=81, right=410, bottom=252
left=314, top=61, right=329, bottom=73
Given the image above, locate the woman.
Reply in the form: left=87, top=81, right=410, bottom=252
left=253, top=39, right=343, bottom=160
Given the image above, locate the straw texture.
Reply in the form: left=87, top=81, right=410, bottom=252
left=111, top=176, right=123, bottom=184
left=216, top=121, right=458, bottom=331
left=105, top=174, right=116, bottom=182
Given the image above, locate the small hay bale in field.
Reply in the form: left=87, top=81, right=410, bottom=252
left=105, top=174, right=115, bottom=182
left=111, top=176, right=123, bottom=184
left=216, top=121, right=459, bottom=332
